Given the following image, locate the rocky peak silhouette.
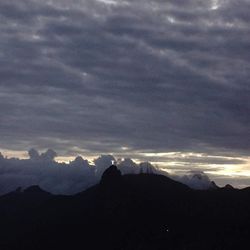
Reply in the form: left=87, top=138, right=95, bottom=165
left=24, top=185, right=46, bottom=193
left=100, top=165, right=122, bottom=186
left=1, top=167, right=250, bottom=250
left=223, top=184, right=235, bottom=190
left=210, top=181, right=219, bottom=190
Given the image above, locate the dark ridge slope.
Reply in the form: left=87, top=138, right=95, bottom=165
left=0, top=165, right=250, bottom=250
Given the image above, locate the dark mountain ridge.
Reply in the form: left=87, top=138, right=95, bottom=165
left=0, top=165, right=250, bottom=250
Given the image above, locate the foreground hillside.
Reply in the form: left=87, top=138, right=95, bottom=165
left=0, top=165, right=250, bottom=250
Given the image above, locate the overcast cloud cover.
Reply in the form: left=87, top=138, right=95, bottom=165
left=0, top=0, right=250, bottom=187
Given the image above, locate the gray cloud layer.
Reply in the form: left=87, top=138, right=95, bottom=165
left=0, top=0, right=250, bottom=160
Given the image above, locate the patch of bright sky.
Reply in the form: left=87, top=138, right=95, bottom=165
left=97, top=0, right=117, bottom=5
left=96, top=0, right=129, bottom=6
left=210, top=0, right=221, bottom=10
left=206, top=160, right=250, bottom=177
left=167, top=16, right=176, bottom=24
left=0, top=149, right=27, bottom=159
left=140, top=152, right=179, bottom=158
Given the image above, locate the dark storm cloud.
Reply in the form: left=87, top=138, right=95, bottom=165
left=0, top=0, right=250, bottom=160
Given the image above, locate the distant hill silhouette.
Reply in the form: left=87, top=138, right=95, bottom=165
left=0, top=165, right=250, bottom=250
left=222, top=184, right=235, bottom=190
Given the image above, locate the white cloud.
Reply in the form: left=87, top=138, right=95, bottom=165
left=181, top=171, right=214, bottom=189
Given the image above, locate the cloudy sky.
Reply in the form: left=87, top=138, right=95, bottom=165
left=0, top=0, right=250, bottom=187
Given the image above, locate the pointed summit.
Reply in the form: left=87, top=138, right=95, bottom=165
left=101, top=165, right=122, bottom=185
left=210, top=181, right=219, bottom=190
left=24, top=185, right=48, bottom=194
left=223, top=184, right=235, bottom=190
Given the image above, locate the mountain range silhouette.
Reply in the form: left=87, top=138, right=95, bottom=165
left=0, top=165, right=249, bottom=250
